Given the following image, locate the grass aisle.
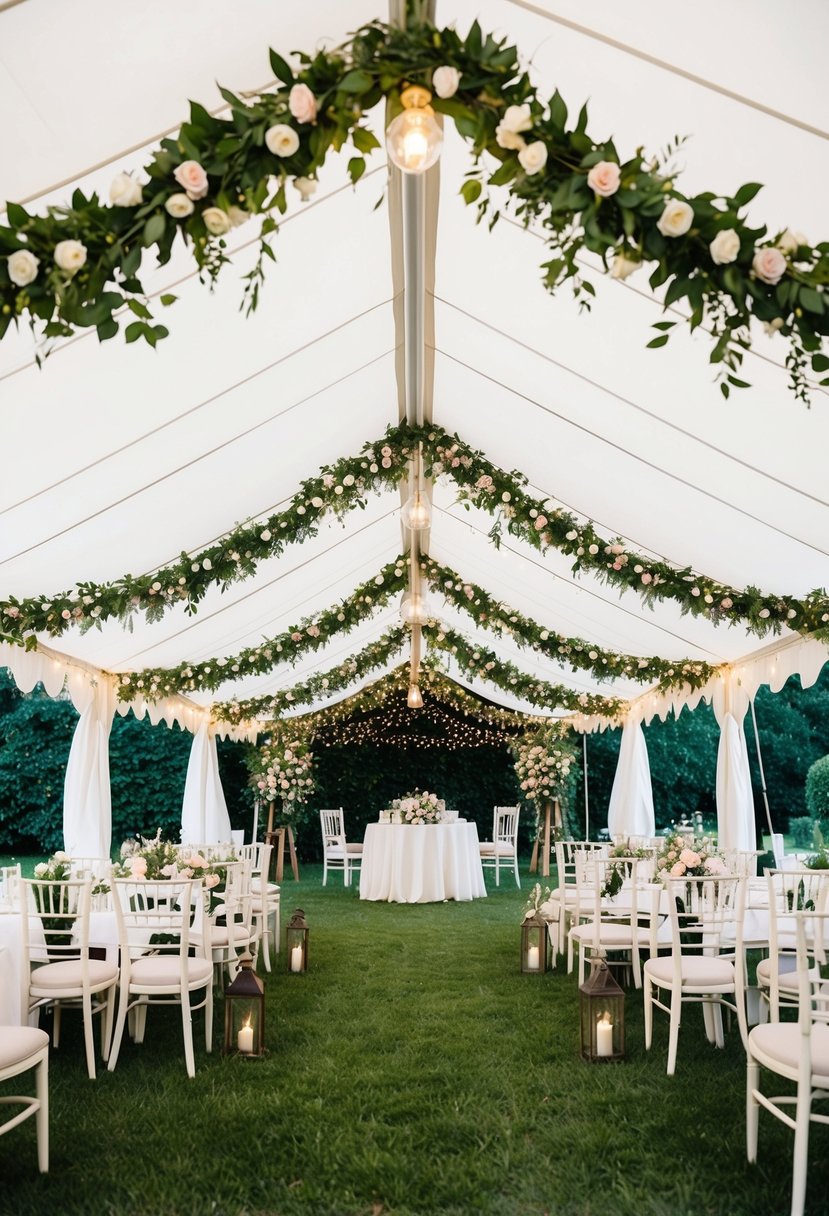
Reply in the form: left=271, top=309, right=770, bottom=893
left=1, top=866, right=822, bottom=1216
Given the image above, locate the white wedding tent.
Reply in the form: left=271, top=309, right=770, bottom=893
left=1, top=0, right=828, bottom=850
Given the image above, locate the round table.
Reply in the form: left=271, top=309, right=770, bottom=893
left=359, top=821, right=487, bottom=904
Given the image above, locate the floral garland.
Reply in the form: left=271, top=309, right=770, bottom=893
left=4, top=420, right=827, bottom=662
left=245, top=733, right=314, bottom=828
left=420, top=556, right=716, bottom=693
left=424, top=623, right=625, bottom=718
left=114, top=559, right=407, bottom=700
left=1, top=20, right=825, bottom=400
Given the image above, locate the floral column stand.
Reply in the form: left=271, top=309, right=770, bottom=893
left=529, top=798, right=560, bottom=879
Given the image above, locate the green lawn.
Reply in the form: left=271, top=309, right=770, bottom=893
left=1, top=863, right=824, bottom=1216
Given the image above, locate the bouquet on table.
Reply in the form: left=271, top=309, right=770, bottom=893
left=116, top=829, right=223, bottom=890
left=656, top=831, right=726, bottom=879
left=388, top=791, right=445, bottom=825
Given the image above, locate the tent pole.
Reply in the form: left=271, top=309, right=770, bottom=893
left=749, top=698, right=775, bottom=838
left=582, top=733, right=590, bottom=840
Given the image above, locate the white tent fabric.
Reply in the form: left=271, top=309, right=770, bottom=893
left=180, top=721, right=232, bottom=846
left=606, top=719, right=655, bottom=840
left=714, top=713, right=755, bottom=857
left=62, top=677, right=116, bottom=858
left=0, top=0, right=827, bottom=761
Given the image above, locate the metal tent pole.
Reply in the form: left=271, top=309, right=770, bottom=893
left=582, top=733, right=590, bottom=840
left=749, top=698, right=775, bottom=839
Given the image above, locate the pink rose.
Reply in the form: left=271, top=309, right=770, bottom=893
left=289, top=83, right=317, bottom=124
left=670, top=861, right=686, bottom=877
left=173, top=160, right=209, bottom=200
left=752, top=246, right=787, bottom=285
left=587, top=161, right=621, bottom=198
left=705, top=857, right=727, bottom=875
left=204, top=873, right=221, bottom=889
left=534, top=515, right=547, bottom=530
left=130, top=857, right=147, bottom=877
left=679, top=849, right=700, bottom=868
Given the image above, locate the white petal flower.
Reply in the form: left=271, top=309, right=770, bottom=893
left=432, top=66, right=460, bottom=99
left=265, top=124, right=300, bottom=157
left=518, top=141, right=548, bottom=176
left=165, top=193, right=195, bottom=219
left=7, top=249, right=40, bottom=287
left=109, top=172, right=143, bottom=207
left=656, top=200, right=694, bottom=238
left=202, top=207, right=231, bottom=236
left=709, top=229, right=740, bottom=265
left=54, top=239, right=88, bottom=274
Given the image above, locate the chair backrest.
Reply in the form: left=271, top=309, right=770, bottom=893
left=771, top=833, right=786, bottom=868
left=575, top=856, right=661, bottom=950
left=111, top=878, right=209, bottom=976
left=0, top=863, right=22, bottom=909
left=554, top=841, right=608, bottom=888
left=21, top=878, right=93, bottom=969
left=721, top=848, right=760, bottom=878
left=320, top=808, right=345, bottom=848
left=238, top=842, right=268, bottom=874
left=789, top=903, right=829, bottom=1060
left=493, top=806, right=519, bottom=849
left=67, top=856, right=112, bottom=882
left=662, top=874, right=746, bottom=974
left=763, top=869, right=829, bottom=1016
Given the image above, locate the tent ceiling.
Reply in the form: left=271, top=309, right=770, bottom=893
left=1, top=0, right=827, bottom=730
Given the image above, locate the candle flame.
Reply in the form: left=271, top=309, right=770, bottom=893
left=597, top=1012, right=612, bottom=1026
left=242, top=1015, right=252, bottom=1030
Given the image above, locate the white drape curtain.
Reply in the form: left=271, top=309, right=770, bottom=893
left=180, top=719, right=232, bottom=844
left=62, top=677, right=116, bottom=858
left=712, top=677, right=756, bottom=857
left=607, top=718, right=655, bottom=839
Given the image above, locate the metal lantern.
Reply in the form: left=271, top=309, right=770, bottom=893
left=579, top=957, right=625, bottom=1062
left=223, top=952, right=265, bottom=1057
left=286, top=907, right=309, bottom=973
left=520, top=910, right=550, bottom=974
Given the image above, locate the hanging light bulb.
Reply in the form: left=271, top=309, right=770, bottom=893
left=385, top=85, right=443, bottom=175
left=401, top=489, right=431, bottom=532
left=399, top=591, right=430, bottom=626
left=407, top=683, right=424, bottom=709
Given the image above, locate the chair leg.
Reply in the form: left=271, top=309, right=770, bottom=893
left=181, top=991, right=196, bottom=1079
left=322, top=857, right=328, bottom=887
left=52, top=1004, right=61, bottom=1050
left=133, top=1000, right=148, bottom=1044
left=666, top=989, right=682, bottom=1076
left=261, top=916, right=272, bottom=973
left=205, top=982, right=213, bottom=1055
left=746, top=1057, right=759, bottom=1163
left=35, top=1052, right=48, bottom=1174
left=81, top=990, right=96, bottom=1080
left=107, top=986, right=130, bottom=1072
left=644, top=975, right=653, bottom=1050
left=100, top=987, right=115, bottom=1062
left=790, top=1081, right=811, bottom=1216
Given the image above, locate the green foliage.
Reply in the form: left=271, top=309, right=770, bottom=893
left=789, top=816, right=818, bottom=849
left=805, top=753, right=829, bottom=821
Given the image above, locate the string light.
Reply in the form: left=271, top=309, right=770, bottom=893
left=385, top=85, right=443, bottom=174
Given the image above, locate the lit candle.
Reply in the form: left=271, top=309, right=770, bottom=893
left=237, top=1018, right=254, bottom=1054
left=596, top=1011, right=613, bottom=1057
left=290, top=944, right=303, bottom=973
left=527, top=944, right=540, bottom=971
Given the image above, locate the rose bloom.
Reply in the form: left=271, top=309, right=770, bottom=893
left=130, top=857, right=148, bottom=877
left=679, top=849, right=700, bottom=868
left=432, top=65, right=460, bottom=98
left=109, top=171, right=143, bottom=207
left=294, top=176, right=317, bottom=201
left=202, top=206, right=231, bottom=236
left=752, top=246, right=787, bottom=285
left=289, top=83, right=317, bottom=123
left=265, top=124, right=300, bottom=157
left=34, top=863, right=48, bottom=878
left=204, top=873, right=221, bottom=889
left=670, top=861, right=686, bottom=877
left=709, top=228, right=740, bottom=265
left=777, top=228, right=808, bottom=256
left=7, top=249, right=39, bottom=287
left=518, top=140, right=548, bottom=176
left=609, top=252, right=640, bottom=281
left=54, top=239, right=87, bottom=274
left=587, top=161, right=620, bottom=198
left=495, top=103, right=532, bottom=150
left=705, top=856, right=727, bottom=875
left=173, top=159, right=209, bottom=200
left=165, top=193, right=195, bottom=219
left=657, top=199, right=694, bottom=238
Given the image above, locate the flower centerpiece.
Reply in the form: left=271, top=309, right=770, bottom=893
left=33, top=850, right=71, bottom=882
left=523, top=881, right=556, bottom=922
left=116, top=829, right=222, bottom=889
left=388, top=791, right=445, bottom=825
left=656, top=831, right=726, bottom=879
left=512, top=725, right=578, bottom=839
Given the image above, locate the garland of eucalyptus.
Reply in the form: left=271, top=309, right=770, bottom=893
left=1, top=20, right=826, bottom=400
left=419, top=556, right=716, bottom=692
left=4, top=421, right=827, bottom=660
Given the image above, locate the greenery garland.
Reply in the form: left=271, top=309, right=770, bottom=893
left=1, top=20, right=826, bottom=400
left=420, top=556, right=716, bottom=693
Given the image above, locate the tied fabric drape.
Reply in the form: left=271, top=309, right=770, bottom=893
left=180, top=719, right=231, bottom=844
left=715, top=712, right=755, bottom=854
left=63, top=677, right=116, bottom=858
left=607, top=718, right=655, bottom=839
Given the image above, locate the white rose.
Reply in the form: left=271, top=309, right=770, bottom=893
left=109, top=172, right=143, bottom=207
left=432, top=66, right=460, bottom=99
left=777, top=228, right=808, bottom=256
left=610, top=252, right=640, bottom=281
left=265, top=124, right=300, bottom=157
left=753, top=246, right=788, bottom=285
left=294, top=176, right=317, bottom=202
left=709, top=228, right=740, bottom=265
left=496, top=103, right=532, bottom=150
left=227, top=206, right=249, bottom=228
left=165, top=193, right=194, bottom=219
left=7, top=249, right=39, bottom=287
left=518, top=141, right=548, bottom=176
left=202, top=207, right=231, bottom=236
left=656, top=200, right=694, bottom=238
left=586, top=161, right=621, bottom=198
left=54, top=239, right=88, bottom=274
left=34, top=863, right=48, bottom=877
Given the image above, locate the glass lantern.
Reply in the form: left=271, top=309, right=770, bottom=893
left=286, top=907, right=309, bottom=974
left=223, top=952, right=265, bottom=1057
left=579, top=957, right=625, bottom=1062
left=520, top=910, right=549, bottom=974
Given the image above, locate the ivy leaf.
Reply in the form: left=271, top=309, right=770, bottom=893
left=460, top=180, right=482, bottom=205
left=734, top=181, right=764, bottom=208
left=124, top=321, right=146, bottom=344
left=646, top=334, right=670, bottom=348
left=347, top=156, right=366, bottom=184
left=352, top=127, right=380, bottom=155
left=339, top=69, right=373, bottom=95
left=799, top=286, right=825, bottom=314
left=549, top=90, right=568, bottom=132
left=268, top=48, right=294, bottom=85
left=142, top=213, right=166, bottom=247
left=159, top=293, right=178, bottom=307
left=811, top=353, right=829, bottom=373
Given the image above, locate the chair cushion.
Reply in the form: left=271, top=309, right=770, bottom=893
left=479, top=844, right=515, bottom=856
left=128, top=956, right=212, bottom=988
left=749, top=1022, right=829, bottom=1087
left=571, top=921, right=652, bottom=946
left=645, top=954, right=735, bottom=989
left=209, top=924, right=252, bottom=948
left=345, top=844, right=363, bottom=854
left=0, top=1026, right=49, bottom=1070
left=756, top=955, right=799, bottom=989
left=30, top=959, right=118, bottom=992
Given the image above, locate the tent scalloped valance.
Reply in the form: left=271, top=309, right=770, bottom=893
left=3, top=423, right=828, bottom=652
left=1, top=18, right=826, bottom=400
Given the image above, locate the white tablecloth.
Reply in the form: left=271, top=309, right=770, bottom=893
left=360, top=822, right=487, bottom=904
